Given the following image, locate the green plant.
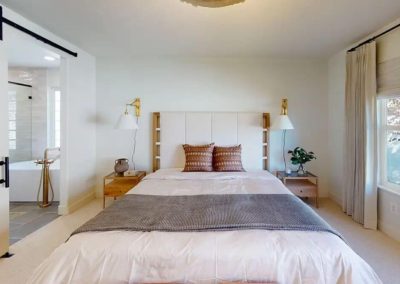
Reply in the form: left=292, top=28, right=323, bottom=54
left=288, top=147, right=316, bottom=166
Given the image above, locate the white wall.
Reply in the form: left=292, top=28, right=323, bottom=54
left=327, top=51, right=346, bottom=205
left=2, top=6, right=97, bottom=214
left=327, top=20, right=400, bottom=241
left=96, top=57, right=329, bottom=196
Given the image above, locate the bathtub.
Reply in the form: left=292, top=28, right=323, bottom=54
left=9, top=160, right=60, bottom=202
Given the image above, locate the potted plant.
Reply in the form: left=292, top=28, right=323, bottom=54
left=288, top=147, right=316, bottom=175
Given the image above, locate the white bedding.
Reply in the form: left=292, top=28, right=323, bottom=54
left=28, top=169, right=381, bottom=284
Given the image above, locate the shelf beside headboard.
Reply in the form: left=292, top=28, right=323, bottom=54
left=152, top=112, right=161, bottom=172
left=263, top=112, right=271, bottom=171
left=152, top=112, right=270, bottom=172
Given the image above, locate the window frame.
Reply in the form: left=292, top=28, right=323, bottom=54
left=378, top=97, right=400, bottom=192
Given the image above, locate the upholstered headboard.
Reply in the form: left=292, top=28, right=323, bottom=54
left=152, top=112, right=270, bottom=172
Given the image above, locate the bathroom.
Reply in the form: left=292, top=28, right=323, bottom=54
left=6, top=32, right=62, bottom=244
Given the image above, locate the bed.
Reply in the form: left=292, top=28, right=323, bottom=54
left=29, top=169, right=380, bottom=283
left=28, top=112, right=381, bottom=283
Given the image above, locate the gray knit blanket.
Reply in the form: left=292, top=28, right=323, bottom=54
left=72, top=194, right=341, bottom=239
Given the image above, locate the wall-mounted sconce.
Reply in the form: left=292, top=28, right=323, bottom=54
left=127, top=98, right=141, bottom=117
left=115, top=98, right=141, bottom=130
left=271, top=98, right=294, bottom=174
left=115, top=98, right=141, bottom=172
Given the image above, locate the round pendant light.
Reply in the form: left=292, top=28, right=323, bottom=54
left=181, top=0, right=245, bottom=8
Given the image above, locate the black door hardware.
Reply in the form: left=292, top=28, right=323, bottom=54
left=0, top=157, right=9, bottom=188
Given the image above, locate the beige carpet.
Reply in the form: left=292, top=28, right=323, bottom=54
left=0, top=199, right=102, bottom=284
left=314, top=200, right=400, bottom=284
left=0, top=198, right=399, bottom=284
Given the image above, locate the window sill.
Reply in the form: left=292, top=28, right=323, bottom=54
left=378, top=184, right=400, bottom=196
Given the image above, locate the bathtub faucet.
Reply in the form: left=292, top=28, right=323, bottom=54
left=35, top=147, right=60, bottom=208
left=44, top=147, right=61, bottom=162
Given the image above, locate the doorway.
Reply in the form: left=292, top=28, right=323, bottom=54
left=5, top=30, right=62, bottom=245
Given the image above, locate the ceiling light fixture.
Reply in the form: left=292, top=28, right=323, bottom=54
left=181, top=0, right=245, bottom=8
left=44, top=56, right=56, bottom=61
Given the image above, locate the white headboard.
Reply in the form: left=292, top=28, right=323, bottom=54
left=152, top=112, right=270, bottom=172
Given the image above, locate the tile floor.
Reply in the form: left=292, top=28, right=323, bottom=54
left=9, top=202, right=59, bottom=245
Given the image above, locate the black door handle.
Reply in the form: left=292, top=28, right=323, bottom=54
left=0, top=157, right=9, bottom=188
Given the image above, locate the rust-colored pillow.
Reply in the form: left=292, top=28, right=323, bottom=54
left=213, top=145, right=245, bottom=172
left=182, top=143, right=214, bottom=172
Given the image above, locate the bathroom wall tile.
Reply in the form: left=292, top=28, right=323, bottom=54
left=8, top=68, right=60, bottom=162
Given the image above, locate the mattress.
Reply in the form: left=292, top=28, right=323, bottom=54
left=28, top=169, right=381, bottom=284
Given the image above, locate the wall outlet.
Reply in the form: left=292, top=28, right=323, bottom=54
left=390, top=202, right=399, bottom=215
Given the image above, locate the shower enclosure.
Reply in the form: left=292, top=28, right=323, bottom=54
left=7, top=79, right=60, bottom=202
left=8, top=82, right=32, bottom=162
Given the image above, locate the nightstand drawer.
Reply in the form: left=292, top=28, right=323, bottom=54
left=104, top=180, right=139, bottom=196
left=285, top=180, right=317, bottom=197
left=103, top=171, right=146, bottom=208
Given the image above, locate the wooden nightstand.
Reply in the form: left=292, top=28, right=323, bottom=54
left=276, top=171, right=319, bottom=208
left=103, top=171, right=146, bottom=208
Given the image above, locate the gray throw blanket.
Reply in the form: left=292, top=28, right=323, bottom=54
left=72, top=194, right=341, bottom=239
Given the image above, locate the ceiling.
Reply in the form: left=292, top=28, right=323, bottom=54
left=2, top=0, right=400, bottom=58
left=5, top=26, right=60, bottom=68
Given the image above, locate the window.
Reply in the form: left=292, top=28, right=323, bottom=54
left=48, top=89, right=61, bottom=148
left=54, top=90, right=61, bottom=148
left=379, top=97, right=400, bottom=190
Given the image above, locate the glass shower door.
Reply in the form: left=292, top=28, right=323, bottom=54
left=8, top=83, right=32, bottom=163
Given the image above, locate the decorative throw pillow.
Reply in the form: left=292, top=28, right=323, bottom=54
left=213, top=145, right=245, bottom=172
left=182, top=143, right=215, bottom=172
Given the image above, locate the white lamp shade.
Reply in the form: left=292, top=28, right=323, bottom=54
left=115, top=113, right=139, bottom=130
left=271, top=115, right=294, bottom=130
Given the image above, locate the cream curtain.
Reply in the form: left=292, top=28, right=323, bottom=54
left=344, top=42, right=378, bottom=229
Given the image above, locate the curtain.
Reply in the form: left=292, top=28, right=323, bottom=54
left=344, top=42, right=378, bottom=229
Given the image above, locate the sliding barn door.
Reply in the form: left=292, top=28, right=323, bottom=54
left=0, top=35, right=10, bottom=255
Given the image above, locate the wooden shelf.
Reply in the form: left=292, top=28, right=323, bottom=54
left=153, top=112, right=161, bottom=172
left=262, top=113, right=270, bottom=171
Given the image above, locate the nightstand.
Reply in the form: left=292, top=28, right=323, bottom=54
left=276, top=171, right=319, bottom=208
left=103, top=171, right=146, bottom=208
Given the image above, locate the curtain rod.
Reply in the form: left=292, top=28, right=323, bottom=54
left=0, top=6, right=78, bottom=57
left=347, top=21, right=400, bottom=53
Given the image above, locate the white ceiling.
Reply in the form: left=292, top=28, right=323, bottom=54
left=2, top=0, right=400, bottom=58
left=5, top=26, right=60, bottom=68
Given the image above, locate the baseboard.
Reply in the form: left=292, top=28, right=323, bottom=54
left=328, top=192, right=342, bottom=206
left=58, top=190, right=95, bottom=215
left=378, top=220, right=400, bottom=242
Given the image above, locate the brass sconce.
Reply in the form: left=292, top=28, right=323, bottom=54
left=280, top=98, right=288, bottom=115
left=126, top=98, right=141, bottom=117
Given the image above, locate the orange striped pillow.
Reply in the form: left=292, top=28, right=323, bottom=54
left=182, top=143, right=215, bottom=172
left=213, top=145, right=245, bottom=172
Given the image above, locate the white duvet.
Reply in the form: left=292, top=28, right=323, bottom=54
left=28, top=169, right=381, bottom=284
